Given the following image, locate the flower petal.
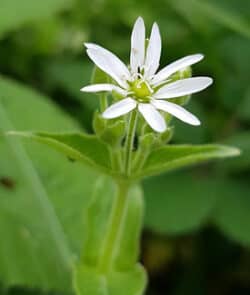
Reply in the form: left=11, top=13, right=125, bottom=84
left=144, top=22, right=162, bottom=78
left=138, top=103, right=166, bottom=133
left=130, top=17, right=146, bottom=74
left=102, top=98, right=136, bottom=119
left=152, top=54, right=204, bottom=85
left=152, top=99, right=200, bottom=125
left=154, top=77, right=213, bottom=99
left=80, top=84, right=127, bottom=96
left=85, top=43, right=131, bottom=88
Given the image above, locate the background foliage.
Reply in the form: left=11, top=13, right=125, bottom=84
left=0, top=0, right=250, bottom=294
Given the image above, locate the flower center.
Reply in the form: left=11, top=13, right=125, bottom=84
left=130, top=79, right=152, bottom=102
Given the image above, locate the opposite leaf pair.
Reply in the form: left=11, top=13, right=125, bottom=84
left=8, top=131, right=240, bottom=180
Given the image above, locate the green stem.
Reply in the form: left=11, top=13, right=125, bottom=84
left=100, top=93, right=108, bottom=112
left=133, top=148, right=150, bottom=173
left=111, top=148, right=123, bottom=172
left=99, top=180, right=129, bottom=272
left=124, top=110, right=138, bottom=176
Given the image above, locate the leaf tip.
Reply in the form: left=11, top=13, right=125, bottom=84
left=220, top=145, right=241, bottom=157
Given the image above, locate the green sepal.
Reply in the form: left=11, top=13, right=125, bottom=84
left=139, top=133, right=156, bottom=150
left=159, top=126, right=174, bottom=145
left=91, top=67, right=125, bottom=103
left=111, top=91, right=125, bottom=101
left=154, top=66, right=192, bottom=107
left=93, top=111, right=107, bottom=136
left=151, top=127, right=175, bottom=149
left=93, top=112, right=126, bottom=148
left=91, top=67, right=123, bottom=100
left=133, top=127, right=175, bottom=174
left=170, top=66, right=192, bottom=81
left=102, top=120, right=126, bottom=148
left=141, top=115, right=172, bottom=134
left=168, top=66, right=192, bottom=106
left=91, top=66, right=111, bottom=84
left=139, top=127, right=174, bottom=151
left=168, top=94, right=191, bottom=106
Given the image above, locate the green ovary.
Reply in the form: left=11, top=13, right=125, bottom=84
left=130, top=79, right=152, bottom=102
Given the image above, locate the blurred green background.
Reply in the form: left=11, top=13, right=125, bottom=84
left=0, top=0, right=250, bottom=294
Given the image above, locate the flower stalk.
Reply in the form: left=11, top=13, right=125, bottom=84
left=100, top=93, right=108, bottom=112
left=124, top=110, right=138, bottom=176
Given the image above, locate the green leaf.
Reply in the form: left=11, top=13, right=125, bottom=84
left=74, top=264, right=146, bottom=295
left=0, top=77, right=97, bottom=290
left=144, top=173, right=220, bottom=234
left=212, top=181, right=250, bottom=247
left=136, top=144, right=240, bottom=179
left=144, top=171, right=250, bottom=246
left=220, top=132, right=250, bottom=173
left=6, top=109, right=238, bottom=189
left=0, top=0, right=72, bottom=38
left=7, top=131, right=112, bottom=175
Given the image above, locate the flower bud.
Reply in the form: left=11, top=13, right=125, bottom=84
left=93, top=111, right=106, bottom=136
left=159, top=126, right=174, bottom=145
left=93, top=112, right=126, bottom=147
left=139, top=133, right=156, bottom=150
left=101, top=120, right=126, bottom=147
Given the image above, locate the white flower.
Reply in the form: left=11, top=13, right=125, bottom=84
left=81, top=17, right=213, bottom=133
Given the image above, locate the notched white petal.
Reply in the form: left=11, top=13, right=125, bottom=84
left=154, top=77, right=213, bottom=99
left=152, top=54, right=204, bottom=85
left=85, top=43, right=130, bottom=88
left=130, top=17, right=146, bottom=74
left=138, top=103, right=166, bottom=133
left=80, top=84, right=127, bottom=96
left=144, top=22, right=162, bottom=78
left=102, top=98, right=136, bottom=119
left=152, top=99, right=200, bottom=126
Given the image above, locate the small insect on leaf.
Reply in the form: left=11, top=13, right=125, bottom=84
left=0, top=177, right=16, bottom=190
